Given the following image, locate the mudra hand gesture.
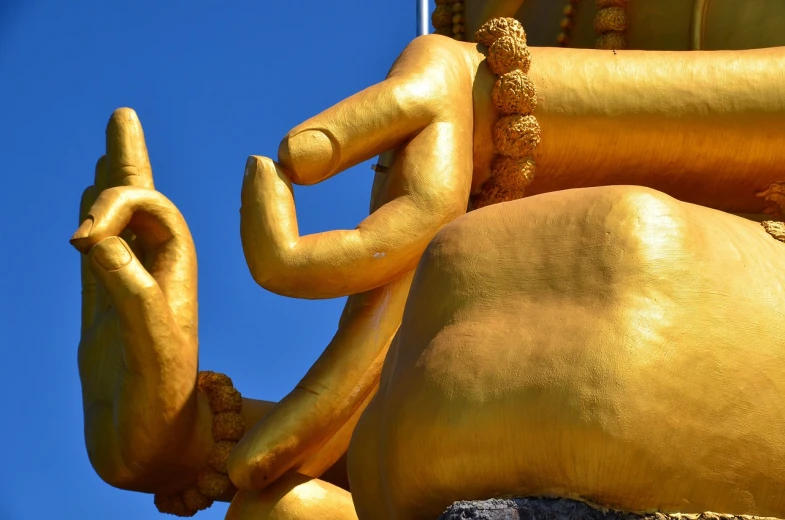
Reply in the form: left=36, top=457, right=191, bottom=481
left=72, top=108, right=204, bottom=492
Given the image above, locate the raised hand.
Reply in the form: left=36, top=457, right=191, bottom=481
left=72, top=108, right=208, bottom=492
left=228, top=35, right=482, bottom=492
left=239, top=35, right=483, bottom=300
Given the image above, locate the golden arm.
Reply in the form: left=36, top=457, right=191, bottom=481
left=243, top=40, right=785, bottom=305
left=240, top=37, right=476, bottom=300
left=229, top=37, right=785, bottom=493
left=471, top=45, right=785, bottom=213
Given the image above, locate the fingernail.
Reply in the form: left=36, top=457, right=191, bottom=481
left=91, top=236, right=132, bottom=270
left=278, top=129, right=338, bottom=183
left=71, top=218, right=93, bottom=241
left=244, top=156, right=257, bottom=178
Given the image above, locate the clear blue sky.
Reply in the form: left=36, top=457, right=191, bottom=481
left=0, top=2, right=430, bottom=518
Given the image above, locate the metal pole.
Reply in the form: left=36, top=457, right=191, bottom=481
left=417, top=0, right=429, bottom=36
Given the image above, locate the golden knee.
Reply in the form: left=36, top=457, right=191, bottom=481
left=225, top=472, right=357, bottom=520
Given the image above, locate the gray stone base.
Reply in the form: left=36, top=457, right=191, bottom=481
left=438, top=498, right=778, bottom=520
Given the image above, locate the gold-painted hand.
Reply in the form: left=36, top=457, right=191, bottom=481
left=227, top=35, right=482, bottom=492
left=71, top=108, right=209, bottom=493
left=239, top=35, right=478, bottom=300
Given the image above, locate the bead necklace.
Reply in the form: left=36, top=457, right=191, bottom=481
left=471, top=18, right=540, bottom=209
left=434, top=1, right=627, bottom=50
left=557, top=0, right=582, bottom=47
left=594, top=0, right=628, bottom=49
left=556, top=0, right=629, bottom=49
left=432, top=0, right=466, bottom=41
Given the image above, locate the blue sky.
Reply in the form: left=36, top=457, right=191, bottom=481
left=0, top=2, right=430, bottom=518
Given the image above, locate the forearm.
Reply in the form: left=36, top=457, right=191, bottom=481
left=472, top=45, right=785, bottom=212
left=228, top=272, right=415, bottom=490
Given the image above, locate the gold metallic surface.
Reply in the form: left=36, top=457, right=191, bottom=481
left=350, top=186, right=785, bottom=519
left=474, top=45, right=785, bottom=212
left=73, top=4, right=785, bottom=519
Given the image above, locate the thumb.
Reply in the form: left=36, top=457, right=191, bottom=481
left=88, top=236, right=183, bottom=373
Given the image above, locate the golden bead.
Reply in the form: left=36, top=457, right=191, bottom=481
left=488, top=35, right=532, bottom=75
left=452, top=24, right=465, bottom=35
left=557, top=32, right=570, bottom=46
left=212, top=412, right=244, bottom=441
left=475, top=17, right=526, bottom=47
left=492, top=70, right=538, bottom=116
left=563, top=5, right=577, bottom=17
left=596, top=31, right=627, bottom=49
left=493, top=115, right=541, bottom=158
left=432, top=5, right=453, bottom=29
left=197, top=371, right=232, bottom=393
left=452, top=2, right=464, bottom=13
left=154, top=494, right=197, bottom=517
left=196, top=470, right=233, bottom=499
left=452, top=13, right=464, bottom=24
left=453, top=32, right=465, bottom=41
left=182, top=488, right=212, bottom=513
left=205, top=385, right=242, bottom=413
left=471, top=156, right=536, bottom=209
left=493, top=155, right=536, bottom=193
left=560, top=17, right=573, bottom=30
left=208, top=441, right=236, bottom=473
left=594, top=6, right=628, bottom=34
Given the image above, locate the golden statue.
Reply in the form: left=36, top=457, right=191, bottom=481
left=71, top=1, right=785, bottom=518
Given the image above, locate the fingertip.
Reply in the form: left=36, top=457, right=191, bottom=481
left=106, top=108, right=143, bottom=147
left=278, top=129, right=338, bottom=185
left=244, top=155, right=283, bottom=183
left=106, top=107, right=154, bottom=189
left=109, top=107, right=140, bottom=124
left=70, top=218, right=94, bottom=253
left=244, top=155, right=260, bottom=178
left=89, top=236, right=133, bottom=271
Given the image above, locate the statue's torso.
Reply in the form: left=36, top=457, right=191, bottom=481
left=517, top=0, right=785, bottom=50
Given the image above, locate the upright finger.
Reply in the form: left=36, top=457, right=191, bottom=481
left=277, top=37, right=467, bottom=185
left=79, top=183, right=99, bottom=334
left=106, top=108, right=155, bottom=189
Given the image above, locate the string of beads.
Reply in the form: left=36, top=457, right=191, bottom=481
left=557, top=0, right=582, bottom=46
left=471, top=17, right=540, bottom=209
left=432, top=0, right=466, bottom=40
left=154, top=372, right=245, bottom=517
left=595, top=0, right=628, bottom=49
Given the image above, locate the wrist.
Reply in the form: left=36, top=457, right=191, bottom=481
left=155, top=371, right=246, bottom=517
left=470, top=18, right=541, bottom=209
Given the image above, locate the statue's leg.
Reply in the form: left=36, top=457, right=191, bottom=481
left=346, top=391, right=387, bottom=520
left=225, top=471, right=357, bottom=520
